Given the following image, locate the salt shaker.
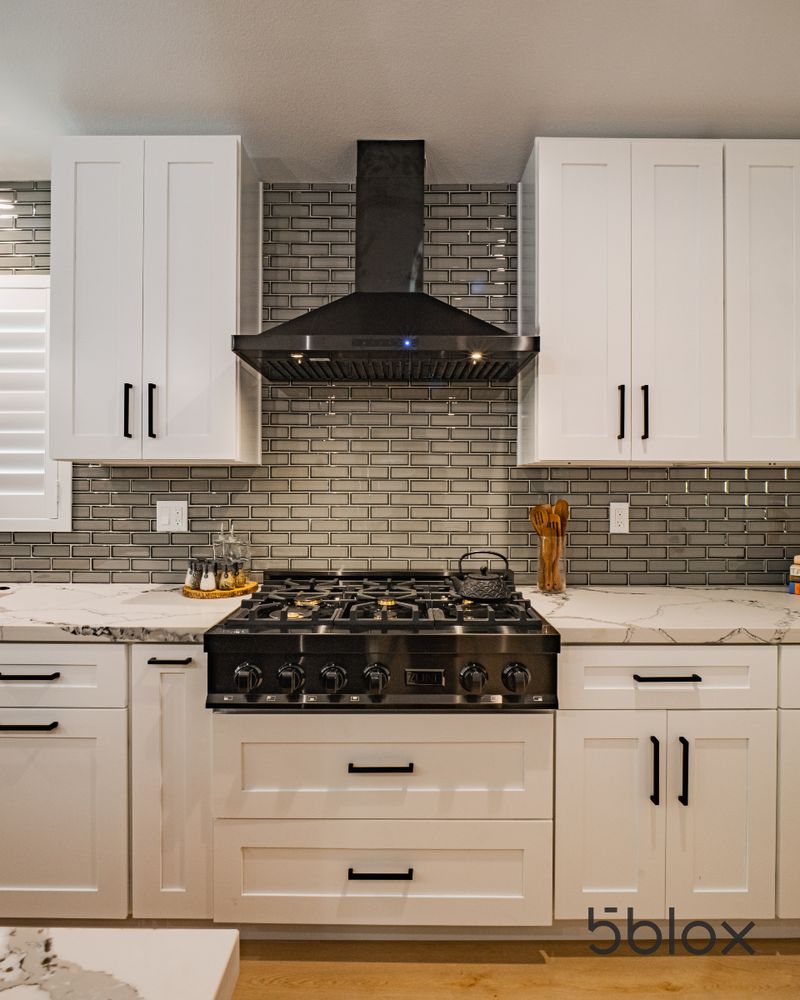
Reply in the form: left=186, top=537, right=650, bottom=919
left=199, top=562, right=216, bottom=592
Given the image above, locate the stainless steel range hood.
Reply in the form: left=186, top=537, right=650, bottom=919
left=233, top=140, right=538, bottom=383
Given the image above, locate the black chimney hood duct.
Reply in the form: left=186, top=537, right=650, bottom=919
left=233, top=140, right=538, bottom=383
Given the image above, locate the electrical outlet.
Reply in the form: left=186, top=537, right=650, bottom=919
left=156, top=500, right=188, bottom=533
left=609, top=501, right=630, bottom=534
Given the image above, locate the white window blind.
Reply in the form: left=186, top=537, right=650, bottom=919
left=0, top=276, right=71, bottom=530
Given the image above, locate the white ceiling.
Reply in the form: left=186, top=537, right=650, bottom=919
left=4, top=0, right=800, bottom=181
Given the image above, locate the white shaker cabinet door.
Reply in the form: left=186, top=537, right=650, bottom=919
left=0, top=708, right=128, bottom=919
left=666, top=709, right=776, bottom=919
left=555, top=710, right=667, bottom=919
left=725, top=141, right=800, bottom=462
left=532, top=139, right=632, bottom=462
left=130, top=645, right=213, bottom=919
left=778, top=709, right=800, bottom=917
left=631, top=141, right=724, bottom=462
left=50, top=136, right=144, bottom=461
left=141, top=136, right=241, bottom=462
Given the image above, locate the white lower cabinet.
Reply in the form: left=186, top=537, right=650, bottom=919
left=213, top=819, right=552, bottom=927
left=131, top=645, right=212, bottom=918
left=0, top=707, right=127, bottom=918
left=555, top=708, right=777, bottom=920
left=555, top=710, right=667, bottom=919
left=212, top=713, right=554, bottom=927
left=778, top=709, right=800, bottom=917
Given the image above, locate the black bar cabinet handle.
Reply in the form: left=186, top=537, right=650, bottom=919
left=678, top=736, right=690, bottom=806
left=0, top=671, right=60, bottom=682
left=348, top=868, right=414, bottom=881
left=123, top=382, right=133, bottom=439
left=641, top=384, right=650, bottom=440
left=633, top=674, right=702, bottom=684
left=147, top=383, right=156, bottom=438
left=147, top=657, right=193, bottom=666
left=0, top=722, right=59, bottom=732
left=617, top=384, right=626, bottom=440
left=348, top=763, right=414, bottom=774
left=650, top=735, right=660, bottom=806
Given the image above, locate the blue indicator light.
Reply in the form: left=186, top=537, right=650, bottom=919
left=403, top=338, right=413, bottom=348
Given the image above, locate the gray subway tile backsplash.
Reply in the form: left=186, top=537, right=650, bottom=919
left=0, top=180, right=795, bottom=586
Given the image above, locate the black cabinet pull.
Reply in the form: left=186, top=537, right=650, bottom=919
left=147, top=383, right=157, bottom=438
left=348, top=868, right=414, bottom=881
left=0, top=671, right=60, bottom=682
left=641, top=384, right=650, bottom=440
left=678, top=736, right=690, bottom=806
left=633, top=674, right=702, bottom=684
left=650, top=735, right=660, bottom=806
left=348, top=763, right=414, bottom=774
left=617, top=384, right=626, bottom=440
left=0, top=722, right=59, bottom=732
left=147, top=656, right=193, bottom=666
left=123, top=382, right=133, bottom=439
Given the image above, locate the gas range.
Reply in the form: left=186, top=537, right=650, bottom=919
left=205, top=570, right=559, bottom=711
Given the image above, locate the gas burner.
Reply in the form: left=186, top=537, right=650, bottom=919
left=349, top=599, right=418, bottom=623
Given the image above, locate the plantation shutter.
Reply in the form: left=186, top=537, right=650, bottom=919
left=0, top=276, right=71, bottom=529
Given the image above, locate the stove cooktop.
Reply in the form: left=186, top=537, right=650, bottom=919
left=205, top=570, right=559, bottom=711
left=217, top=570, right=552, bottom=635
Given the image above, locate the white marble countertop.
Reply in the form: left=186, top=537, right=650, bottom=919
left=0, top=583, right=242, bottom=642
left=523, top=585, right=800, bottom=644
left=2, top=581, right=800, bottom=645
left=0, top=926, right=238, bottom=999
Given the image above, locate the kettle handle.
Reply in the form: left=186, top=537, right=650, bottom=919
left=457, top=550, right=510, bottom=576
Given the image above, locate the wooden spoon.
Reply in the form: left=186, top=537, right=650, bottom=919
left=552, top=498, right=570, bottom=591
left=529, top=504, right=554, bottom=590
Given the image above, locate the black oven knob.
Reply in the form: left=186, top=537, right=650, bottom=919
left=502, top=662, right=531, bottom=694
left=363, top=663, right=390, bottom=695
left=233, top=662, right=263, bottom=694
left=277, top=662, right=305, bottom=695
left=321, top=663, right=347, bottom=694
left=460, top=662, right=488, bottom=694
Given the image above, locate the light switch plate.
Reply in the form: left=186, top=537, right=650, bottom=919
left=156, top=500, right=188, bottom=533
left=609, top=502, right=630, bottom=534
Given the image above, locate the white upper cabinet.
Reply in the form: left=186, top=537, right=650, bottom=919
left=519, top=137, right=724, bottom=465
left=520, top=139, right=631, bottom=463
left=50, top=135, right=261, bottom=464
left=631, top=142, right=724, bottom=462
left=50, top=137, right=145, bottom=462
left=725, top=141, right=800, bottom=462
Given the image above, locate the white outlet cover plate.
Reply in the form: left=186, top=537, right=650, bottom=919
left=156, top=500, right=188, bottom=532
left=609, top=501, right=630, bottom=534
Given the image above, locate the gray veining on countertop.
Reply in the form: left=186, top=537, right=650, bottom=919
left=0, top=583, right=242, bottom=642
left=523, top=585, right=800, bottom=644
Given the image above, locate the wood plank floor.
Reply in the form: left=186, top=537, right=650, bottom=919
left=233, top=939, right=800, bottom=999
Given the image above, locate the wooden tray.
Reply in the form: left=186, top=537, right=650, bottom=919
left=182, top=580, right=259, bottom=600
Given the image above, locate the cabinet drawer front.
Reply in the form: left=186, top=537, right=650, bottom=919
left=213, top=714, right=552, bottom=820
left=558, top=646, right=777, bottom=709
left=0, top=644, right=127, bottom=708
left=779, top=647, right=800, bottom=707
left=0, top=707, right=128, bottom=919
left=213, top=819, right=552, bottom=926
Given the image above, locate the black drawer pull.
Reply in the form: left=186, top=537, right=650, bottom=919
left=348, top=763, right=414, bottom=774
left=147, top=657, right=193, bottom=665
left=0, top=722, right=59, bottom=732
left=678, top=736, right=690, bottom=806
left=348, top=868, right=414, bottom=881
left=617, top=384, right=626, bottom=440
left=649, top=735, right=660, bottom=806
left=641, top=384, right=650, bottom=440
left=633, top=674, right=702, bottom=684
left=0, top=671, right=61, bottom=682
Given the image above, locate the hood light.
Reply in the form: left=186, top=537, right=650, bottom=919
left=470, top=351, right=484, bottom=363
left=291, top=353, right=304, bottom=362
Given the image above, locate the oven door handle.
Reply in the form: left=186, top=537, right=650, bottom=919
left=348, top=763, right=414, bottom=774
